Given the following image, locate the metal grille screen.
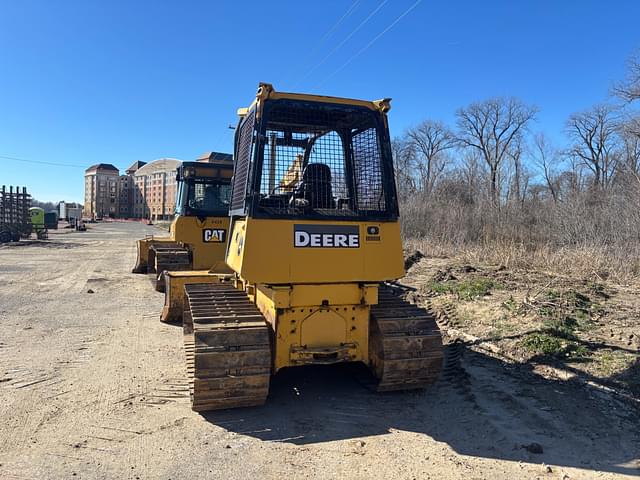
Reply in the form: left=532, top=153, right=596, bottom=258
left=257, top=103, right=387, bottom=217
left=230, top=109, right=256, bottom=213
left=353, top=127, right=385, bottom=211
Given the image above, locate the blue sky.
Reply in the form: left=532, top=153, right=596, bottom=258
left=1, top=0, right=638, bottom=203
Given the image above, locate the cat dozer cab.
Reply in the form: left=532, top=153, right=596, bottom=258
left=182, top=83, right=443, bottom=411
left=132, top=160, right=233, bottom=292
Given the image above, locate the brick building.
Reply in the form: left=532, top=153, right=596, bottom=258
left=84, top=163, right=119, bottom=219
left=84, top=152, right=231, bottom=220
left=118, top=161, right=146, bottom=218
left=117, top=175, right=133, bottom=218
left=131, top=158, right=181, bottom=220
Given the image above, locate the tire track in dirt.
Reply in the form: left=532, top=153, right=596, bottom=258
left=0, top=227, right=166, bottom=478
left=49, top=235, right=158, bottom=477
left=5, top=238, right=114, bottom=473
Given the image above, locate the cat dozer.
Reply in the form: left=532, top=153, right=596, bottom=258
left=132, top=160, right=233, bottom=292
left=182, top=83, right=443, bottom=411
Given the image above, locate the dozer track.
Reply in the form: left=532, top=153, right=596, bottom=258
left=369, top=284, right=443, bottom=391
left=183, top=283, right=271, bottom=412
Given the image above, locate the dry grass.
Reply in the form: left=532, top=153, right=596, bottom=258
left=405, top=238, right=640, bottom=283
left=404, top=250, right=640, bottom=396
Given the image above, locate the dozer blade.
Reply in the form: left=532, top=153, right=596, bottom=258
left=369, top=284, right=443, bottom=391
left=183, top=283, right=271, bottom=412
left=132, top=238, right=150, bottom=273
left=160, top=271, right=233, bottom=324
left=149, top=245, right=192, bottom=292
left=148, top=243, right=185, bottom=273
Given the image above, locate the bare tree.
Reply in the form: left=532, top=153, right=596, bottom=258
left=406, top=120, right=457, bottom=194
left=459, top=149, right=486, bottom=203
left=505, top=138, right=529, bottom=204
left=566, top=104, right=620, bottom=189
left=455, top=97, right=538, bottom=204
left=563, top=154, right=588, bottom=196
left=613, top=52, right=640, bottom=139
left=613, top=51, right=640, bottom=102
left=532, top=133, right=562, bottom=203
left=391, top=137, right=417, bottom=199
left=622, top=113, right=640, bottom=139
left=619, top=125, right=640, bottom=186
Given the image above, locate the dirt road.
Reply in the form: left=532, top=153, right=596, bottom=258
left=0, top=222, right=637, bottom=479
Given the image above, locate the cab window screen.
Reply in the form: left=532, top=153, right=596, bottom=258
left=353, top=127, right=385, bottom=211
left=260, top=130, right=348, bottom=202
left=187, top=183, right=231, bottom=214
left=230, top=109, right=256, bottom=213
left=256, top=103, right=389, bottom=218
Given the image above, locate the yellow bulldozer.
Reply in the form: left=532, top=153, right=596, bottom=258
left=179, top=83, right=443, bottom=411
left=131, top=159, right=233, bottom=291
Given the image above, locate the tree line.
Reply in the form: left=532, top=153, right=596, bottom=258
left=394, top=52, right=640, bottom=278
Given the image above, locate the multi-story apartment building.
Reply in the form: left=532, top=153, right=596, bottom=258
left=84, top=152, right=231, bottom=221
left=119, top=161, right=146, bottom=218
left=84, top=163, right=119, bottom=219
left=117, top=175, right=132, bottom=218
left=131, top=158, right=181, bottom=220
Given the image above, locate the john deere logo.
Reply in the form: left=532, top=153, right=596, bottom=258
left=203, top=229, right=226, bottom=243
left=294, top=224, right=359, bottom=248
left=366, top=225, right=381, bottom=242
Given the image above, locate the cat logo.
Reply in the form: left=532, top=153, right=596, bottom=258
left=203, top=229, right=226, bottom=243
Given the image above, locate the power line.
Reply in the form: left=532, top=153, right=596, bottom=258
left=315, top=0, right=361, bottom=48
left=291, top=0, right=389, bottom=89
left=1, top=124, right=237, bottom=171
left=0, top=154, right=86, bottom=168
left=282, top=1, right=361, bottom=89
left=316, top=0, right=423, bottom=88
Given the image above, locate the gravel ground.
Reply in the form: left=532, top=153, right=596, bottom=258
left=0, top=222, right=638, bottom=480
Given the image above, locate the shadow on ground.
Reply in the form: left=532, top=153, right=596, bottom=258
left=203, top=346, right=639, bottom=476
left=469, top=329, right=640, bottom=397
left=0, top=239, right=85, bottom=249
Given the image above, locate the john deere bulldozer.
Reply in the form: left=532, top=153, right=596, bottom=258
left=132, top=159, right=233, bottom=291
left=181, top=83, right=443, bottom=411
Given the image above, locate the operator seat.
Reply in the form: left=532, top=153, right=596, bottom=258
left=295, top=163, right=335, bottom=209
left=203, top=185, right=221, bottom=210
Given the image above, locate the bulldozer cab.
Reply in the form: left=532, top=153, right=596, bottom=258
left=231, top=85, right=398, bottom=221
left=175, top=161, right=232, bottom=218
left=132, top=159, right=234, bottom=278
left=226, top=84, right=404, bottom=285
